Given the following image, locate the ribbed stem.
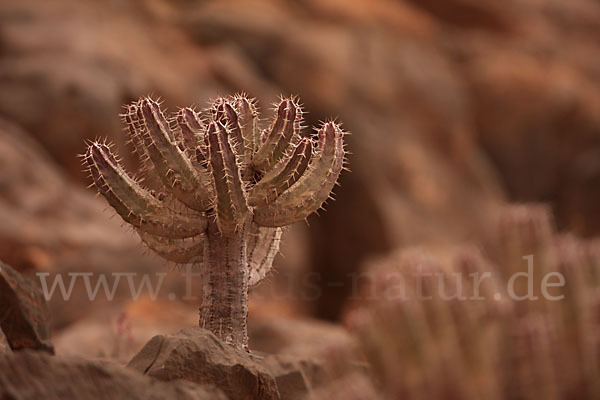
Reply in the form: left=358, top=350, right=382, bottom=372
left=200, top=219, right=249, bottom=350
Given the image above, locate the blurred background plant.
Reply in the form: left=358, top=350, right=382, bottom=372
left=346, top=204, right=600, bottom=399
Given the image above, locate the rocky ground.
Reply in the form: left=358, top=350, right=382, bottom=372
left=0, top=0, right=599, bottom=398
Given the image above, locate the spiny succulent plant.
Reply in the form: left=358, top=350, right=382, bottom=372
left=84, top=94, right=347, bottom=350
left=347, top=204, right=600, bottom=400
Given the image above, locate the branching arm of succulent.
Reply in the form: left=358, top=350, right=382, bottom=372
left=175, top=107, right=205, bottom=161
left=252, top=99, right=300, bottom=171
left=235, top=96, right=259, bottom=165
left=207, top=122, right=249, bottom=236
left=137, top=232, right=206, bottom=264
left=247, top=225, right=283, bottom=286
left=85, top=142, right=208, bottom=239
left=247, top=137, right=312, bottom=207
left=84, top=94, right=347, bottom=350
left=253, top=122, right=346, bottom=227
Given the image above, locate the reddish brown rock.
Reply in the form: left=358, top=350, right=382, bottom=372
left=0, top=261, right=53, bottom=353
left=0, top=350, right=227, bottom=400
left=128, top=327, right=280, bottom=400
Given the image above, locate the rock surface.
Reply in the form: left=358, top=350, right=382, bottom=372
left=128, top=327, right=280, bottom=400
left=0, top=261, right=53, bottom=353
left=0, top=350, right=227, bottom=400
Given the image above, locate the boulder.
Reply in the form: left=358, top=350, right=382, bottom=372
left=0, top=261, right=53, bottom=353
left=128, top=327, right=280, bottom=400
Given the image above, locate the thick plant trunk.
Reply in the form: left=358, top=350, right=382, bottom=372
left=200, top=219, right=249, bottom=350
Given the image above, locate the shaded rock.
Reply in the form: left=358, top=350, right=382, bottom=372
left=0, top=350, right=227, bottom=400
left=0, top=329, right=10, bottom=354
left=0, top=261, right=53, bottom=353
left=128, top=327, right=280, bottom=400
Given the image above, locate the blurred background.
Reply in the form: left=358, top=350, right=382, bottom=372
left=1, top=0, right=600, bottom=398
